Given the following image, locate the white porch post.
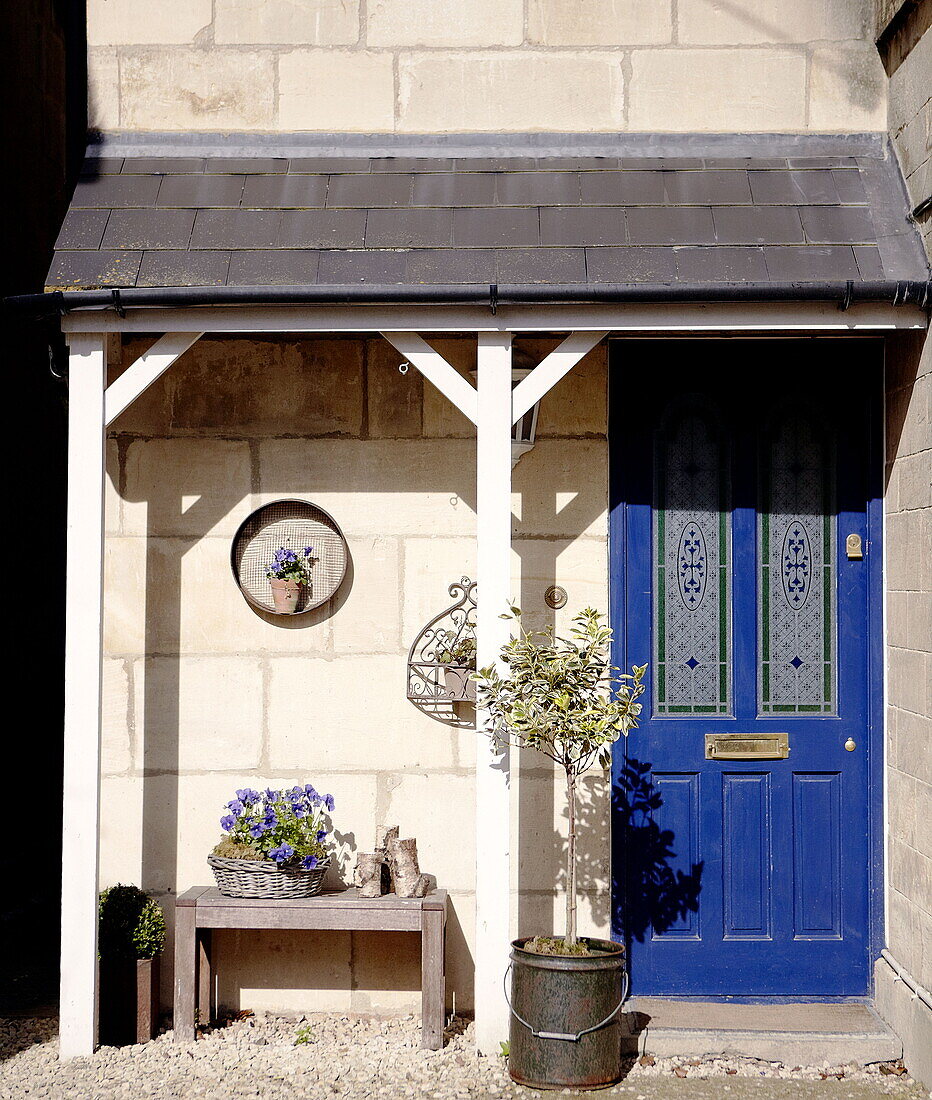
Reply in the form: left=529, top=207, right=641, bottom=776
left=60, top=334, right=107, bottom=1059
left=474, top=330, right=514, bottom=1053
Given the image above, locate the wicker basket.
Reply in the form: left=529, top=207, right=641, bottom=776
left=208, top=855, right=331, bottom=899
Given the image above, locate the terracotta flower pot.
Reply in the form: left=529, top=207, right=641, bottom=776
left=270, top=578, right=304, bottom=613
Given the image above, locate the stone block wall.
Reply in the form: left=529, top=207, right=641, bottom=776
left=881, top=326, right=932, bottom=1086
left=86, top=0, right=887, bottom=133
left=888, top=26, right=930, bottom=256
left=101, top=333, right=608, bottom=1014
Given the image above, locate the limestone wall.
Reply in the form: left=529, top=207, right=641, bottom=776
left=882, top=323, right=932, bottom=1082
left=86, top=0, right=887, bottom=133
left=888, top=25, right=930, bottom=256
left=101, top=334, right=608, bottom=1014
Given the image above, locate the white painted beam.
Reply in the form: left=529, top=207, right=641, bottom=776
left=105, top=331, right=203, bottom=426
left=474, top=331, right=514, bottom=1055
left=511, top=330, right=607, bottom=423
left=62, top=302, right=929, bottom=335
left=380, top=331, right=478, bottom=424
left=60, top=335, right=107, bottom=1059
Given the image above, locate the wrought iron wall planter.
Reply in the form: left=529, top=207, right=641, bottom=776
left=407, top=577, right=477, bottom=726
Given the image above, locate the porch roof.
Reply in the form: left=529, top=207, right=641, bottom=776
left=45, top=133, right=930, bottom=302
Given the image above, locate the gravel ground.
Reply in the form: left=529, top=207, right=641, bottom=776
left=0, top=1013, right=926, bottom=1100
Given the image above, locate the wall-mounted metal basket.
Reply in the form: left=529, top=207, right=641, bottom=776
left=407, top=577, right=477, bottom=726
left=231, top=499, right=348, bottom=615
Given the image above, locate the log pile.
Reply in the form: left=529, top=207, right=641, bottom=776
left=355, top=825, right=430, bottom=898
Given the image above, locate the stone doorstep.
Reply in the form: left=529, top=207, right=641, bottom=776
left=620, top=1000, right=903, bottom=1064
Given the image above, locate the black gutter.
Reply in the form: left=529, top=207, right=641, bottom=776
left=4, top=279, right=931, bottom=319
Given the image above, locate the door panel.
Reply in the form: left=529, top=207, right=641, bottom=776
left=610, top=341, right=879, bottom=997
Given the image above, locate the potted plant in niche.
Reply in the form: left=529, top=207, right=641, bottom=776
left=98, top=884, right=166, bottom=1046
left=209, top=785, right=335, bottom=899
left=475, top=607, right=645, bottom=1091
left=436, top=630, right=477, bottom=702
left=266, top=544, right=317, bottom=613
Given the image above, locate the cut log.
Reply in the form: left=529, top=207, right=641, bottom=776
left=357, top=853, right=386, bottom=898
left=376, top=825, right=399, bottom=892
left=387, top=837, right=429, bottom=898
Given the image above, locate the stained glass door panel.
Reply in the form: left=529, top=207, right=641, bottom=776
left=611, top=341, right=878, bottom=997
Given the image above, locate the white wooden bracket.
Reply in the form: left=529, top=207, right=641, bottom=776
left=511, top=331, right=607, bottom=424
left=105, top=331, right=204, bottom=426
left=380, top=331, right=478, bottom=424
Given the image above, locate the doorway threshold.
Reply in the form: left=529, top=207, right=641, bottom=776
left=622, top=999, right=902, bottom=1064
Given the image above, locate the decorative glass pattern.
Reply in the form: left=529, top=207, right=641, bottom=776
left=653, top=406, right=731, bottom=716
left=759, top=414, right=836, bottom=714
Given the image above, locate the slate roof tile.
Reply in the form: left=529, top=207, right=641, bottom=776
left=453, top=207, right=539, bottom=247
left=800, top=205, right=876, bottom=244
left=279, top=209, right=367, bottom=248
left=137, top=250, right=231, bottom=287
left=191, top=209, right=282, bottom=249
left=158, top=175, right=246, bottom=208
left=585, top=246, right=677, bottom=283
left=227, top=250, right=321, bottom=285
left=627, top=207, right=716, bottom=245
left=318, top=249, right=410, bottom=284
left=327, top=173, right=414, bottom=208
left=101, top=208, right=196, bottom=250
left=713, top=206, right=804, bottom=245
left=47, top=141, right=928, bottom=292
left=541, top=207, right=626, bottom=246
left=674, top=245, right=769, bottom=282
left=241, top=174, right=328, bottom=208
left=366, top=208, right=453, bottom=247
left=54, top=209, right=111, bottom=251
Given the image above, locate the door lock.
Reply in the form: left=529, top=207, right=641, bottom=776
left=846, top=533, right=864, bottom=560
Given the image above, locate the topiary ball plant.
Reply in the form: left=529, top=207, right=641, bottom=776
left=99, top=884, right=166, bottom=961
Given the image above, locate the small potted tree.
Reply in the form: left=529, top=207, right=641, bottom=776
left=436, top=631, right=477, bottom=702
left=98, top=885, right=166, bottom=1046
left=475, top=606, right=645, bottom=1090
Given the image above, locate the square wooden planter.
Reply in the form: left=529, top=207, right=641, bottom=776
left=98, top=956, right=160, bottom=1046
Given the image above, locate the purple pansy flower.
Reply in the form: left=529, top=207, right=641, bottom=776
left=269, top=843, right=295, bottom=864
left=324, top=794, right=335, bottom=812
left=249, top=823, right=268, bottom=839
left=301, top=855, right=319, bottom=870
left=316, top=830, right=328, bottom=842
left=220, top=814, right=236, bottom=832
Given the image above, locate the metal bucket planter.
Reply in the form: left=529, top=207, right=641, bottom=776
left=507, top=937, right=627, bottom=1090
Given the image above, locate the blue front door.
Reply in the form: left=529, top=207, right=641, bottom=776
left=609, top=340, right=882, bottom=998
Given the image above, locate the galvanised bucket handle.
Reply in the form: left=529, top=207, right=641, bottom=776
left=503, top=963, right=630, bottom=1043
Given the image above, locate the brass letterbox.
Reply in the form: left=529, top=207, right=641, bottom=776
left=705, top=732, right=790, bottom=760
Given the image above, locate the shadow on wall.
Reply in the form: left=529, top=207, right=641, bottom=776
left=613, top=759, right=704, bottom=945
left=111, top=331, right=607, bottom=1017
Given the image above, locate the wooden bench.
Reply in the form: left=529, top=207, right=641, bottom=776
left=173, top=886, right=448, bottom=1049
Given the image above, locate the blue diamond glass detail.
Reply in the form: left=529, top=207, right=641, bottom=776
left=685, top=657, right=700, bottom=670
left=789, top=656, right=803, bottom=669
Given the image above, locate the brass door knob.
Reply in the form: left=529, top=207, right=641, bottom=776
left=844, top=738, right=856, bottom=751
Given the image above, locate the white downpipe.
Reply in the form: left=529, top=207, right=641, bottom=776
left=881, top=950, right=932, bottom=1013
left=474, top=331, right=514, bottom=1054
left=60, top=334, right=107, bottom=1059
